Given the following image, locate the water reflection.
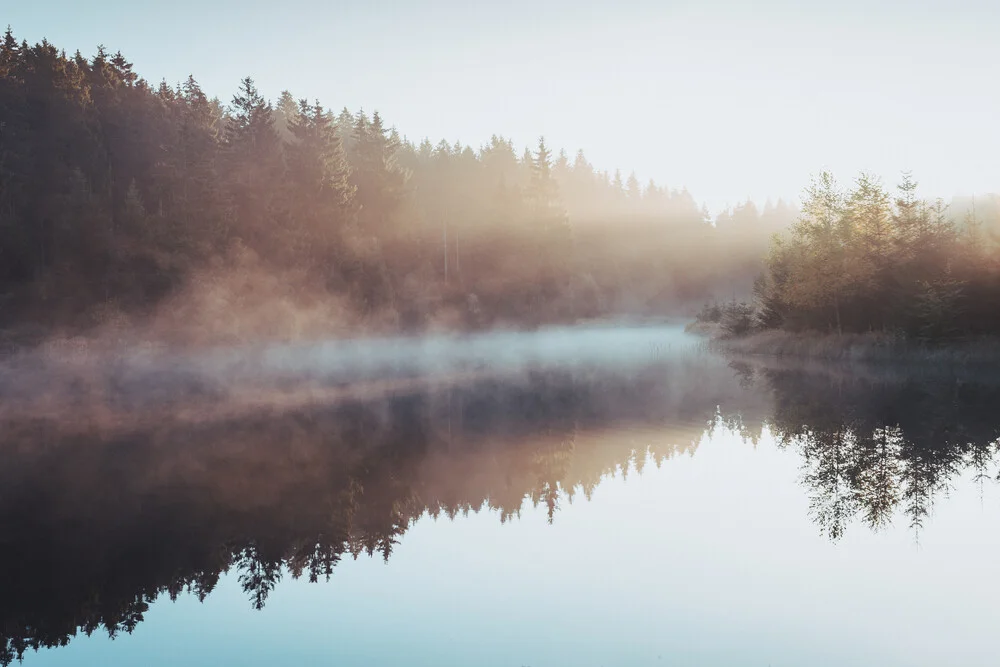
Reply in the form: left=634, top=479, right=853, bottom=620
left=0, top=350, right=741, bottom=665
left=1, top=336, right=999, bottom=665
left=736, top=362, right=1000, bottom=541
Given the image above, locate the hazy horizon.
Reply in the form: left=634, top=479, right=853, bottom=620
left=7, top=0, right=998, bottom=213
left=5, top=6, right=1000, bottom=665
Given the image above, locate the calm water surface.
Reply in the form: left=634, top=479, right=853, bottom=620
left=2, top=325, right=999, bottom=666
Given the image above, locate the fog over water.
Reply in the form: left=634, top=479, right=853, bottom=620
left=3, top=1, right=1000, bottom=663
left=3, top=325, right=1000, bottom=666
left=0, top=323, right=698, bottom=426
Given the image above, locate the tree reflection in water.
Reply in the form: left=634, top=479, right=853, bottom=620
left=728, top=361, right=1000, bottom=541
left=1, top=353, right=998, bottom=664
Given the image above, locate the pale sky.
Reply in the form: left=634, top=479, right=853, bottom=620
left=7, top=0, right=999, bottom=212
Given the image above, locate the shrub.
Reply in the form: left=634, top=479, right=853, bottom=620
left=719, top=300, right=756, bottom=337
left=696, top=302, right=723, bottom=323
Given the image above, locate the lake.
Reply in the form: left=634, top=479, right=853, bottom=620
left=2, top=325, right=999, bottom=666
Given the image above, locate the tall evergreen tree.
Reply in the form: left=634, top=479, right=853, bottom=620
left=525, top=137, right=562, bottom=223
left=348, top=109, right=406, bottom=232
left=273, top=90, right=299, bottom=141
left=224, top=76, right=283, bottom=252
left=626, top=171, right=642, bottom=204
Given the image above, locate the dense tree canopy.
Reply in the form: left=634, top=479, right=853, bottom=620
left=4, top=30, right=994, bottom=344
left=752, top=172, right=1000, bottom=338
left=0, top=30, right=793, bottom=341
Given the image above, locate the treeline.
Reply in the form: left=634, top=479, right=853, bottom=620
left=0, top=29, right=793, bottom=340
left=707, top=172, right=1000, bottom=340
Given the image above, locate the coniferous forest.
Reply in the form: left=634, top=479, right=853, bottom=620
left=4, top=17, right=1000, bottom=667
left=0, top=30, right=798, bottom=344
left=1, top=29, right=997, bottom=347
left=750, top=173, right=1000, bottom=339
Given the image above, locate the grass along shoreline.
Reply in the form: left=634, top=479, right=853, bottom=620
left=687, top=321, right=1000, bottom=366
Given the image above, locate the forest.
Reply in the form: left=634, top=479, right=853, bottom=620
left=0, top=29, right=799, bottom=345
left=703, top=173, right=1000, bottom=342
left=3, top=28, right=996, bottom=349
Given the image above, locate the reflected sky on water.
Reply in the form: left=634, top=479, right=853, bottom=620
left=3, top=326, right=1000, bottom=667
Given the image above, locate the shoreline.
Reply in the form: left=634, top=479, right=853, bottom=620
left=688, top=322, right=1000, bottom=366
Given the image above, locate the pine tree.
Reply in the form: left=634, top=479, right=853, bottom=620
left=0, top=26, right=20, bottom=77
left=348, top=108, right=406, bottom=232
left=278, top=99, right=356, bottom=267
left=525, top=137, right=562, bottom=222
left=224, top=76, right=283, bottom=251
left=227, top=77, right=279, bottom=158
left=611, top=169, right=625, bottom=201
left=848, top=172, right=893, bottom=276
left=626, top=171, right=642, bottom=204
left=273, top=90, right=299, bottom=142
left=765, top=172, right=852, bottom=332
left=336, top=107, right=355, bottom=153
left=893, top=172, right=927, bottom=250
left=553, top=148, right=571, bottom=186
left=286, top=99, right=354, bottom=215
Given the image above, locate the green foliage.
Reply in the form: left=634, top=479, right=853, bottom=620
left=755, top=172, right=999, bottom=339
